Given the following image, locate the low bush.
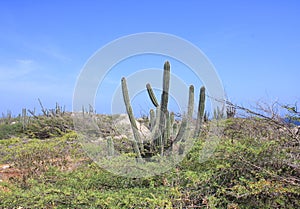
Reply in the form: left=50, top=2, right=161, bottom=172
left=0, top=122, right=23, bottom=139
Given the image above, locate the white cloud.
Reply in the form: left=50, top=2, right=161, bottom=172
left=16, top=59, right=34, bottom=65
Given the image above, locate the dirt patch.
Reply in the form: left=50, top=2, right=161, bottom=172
left=0, top=164, right=22, bottom=182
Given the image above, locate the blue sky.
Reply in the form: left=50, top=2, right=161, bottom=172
left=0, top=0, right=299, bottom=116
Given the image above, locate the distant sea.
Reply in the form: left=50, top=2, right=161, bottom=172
left=284, top=118, right=300, bottom=126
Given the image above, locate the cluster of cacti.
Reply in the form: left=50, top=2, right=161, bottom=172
left=213, top=104, right=236, bottom=119
left=213, top=106, right=226, bottom=119
left=121, top=61, right=206, bottom=159
left=1, top=110, right=12, bottom=124
left=36, top=98, right=66, bottom=117
left=226, top=105, right=236, bottom=118
left=81, top=104, right=95, bottom=116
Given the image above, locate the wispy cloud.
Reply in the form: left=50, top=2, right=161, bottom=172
left=23, top=41, right=71, bottom=63
left=0, top=59, right=37, bottom=80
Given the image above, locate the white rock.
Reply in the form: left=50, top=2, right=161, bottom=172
left=113, top=134, right=128, bottom=140
left=0, top=164, right=10, bottom=170
left=292, top=126, right=300, bottom=135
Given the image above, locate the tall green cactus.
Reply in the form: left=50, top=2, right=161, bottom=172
left=194, top=86, right=206, bottom=138
left=160, top=61, right=170, bottom=113
left=157, top=61, right=171, bottom=152
left=121, top=77, right=143, bottom=160
left=173, top=85, right=194, bottom=146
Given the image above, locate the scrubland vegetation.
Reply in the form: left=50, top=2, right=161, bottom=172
left=0, top=102, right=299, bottom=208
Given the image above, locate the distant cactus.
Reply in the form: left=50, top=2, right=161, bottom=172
left=213, top=106, right=225, bottom=120
left=170, top=112, right=175, bottom=126
left=226, top=105, right=236, bottom=118
left=22, top=108, right=27, bottom=130
left=55, top=102, right=61, bottom=115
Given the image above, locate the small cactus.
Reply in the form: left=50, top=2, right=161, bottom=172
left=55, top=102, right=61, bottom=115
left=149, top=109, right=156, bottom=131
left=107, top=136, right=114, bottom=157
left=22, top=108, right=27, bottom=130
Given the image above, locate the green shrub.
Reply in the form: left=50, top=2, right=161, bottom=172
left=0, top=122, right=23, bottom=139
left=24, top=115, right=73, bottom=139
left=177, top=119, right=300, bottom=208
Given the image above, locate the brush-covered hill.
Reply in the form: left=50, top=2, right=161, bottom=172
left=0, top=111, right=299, bottom=208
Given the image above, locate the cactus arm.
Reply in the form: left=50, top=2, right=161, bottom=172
left=146, top=83, right=159, bottom=107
